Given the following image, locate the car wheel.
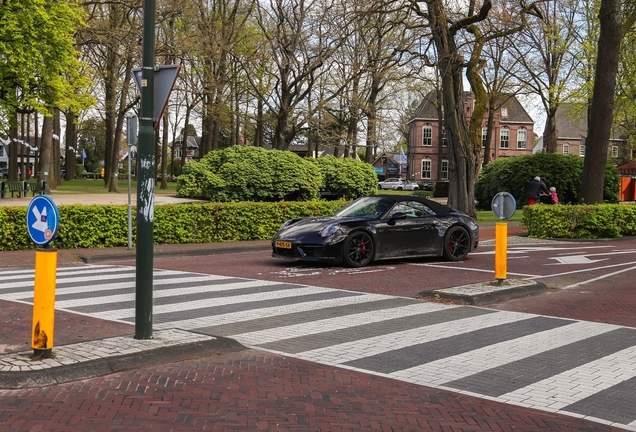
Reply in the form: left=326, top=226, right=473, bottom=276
left=343, top=231, right=374, bottom=267
left=397, top=187, right=403, bottom=190
left=443, top=226, right=470, bottom=261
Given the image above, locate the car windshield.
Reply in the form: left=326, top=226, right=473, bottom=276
left=334, top=197, right=394, bottom=219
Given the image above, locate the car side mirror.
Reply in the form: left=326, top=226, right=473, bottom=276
left=391, top=212, right=406, bottom=221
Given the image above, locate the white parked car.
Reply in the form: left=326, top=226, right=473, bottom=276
left=391, top=180, right=420, bottom=191
left=378, top=178, right=404, bottom=190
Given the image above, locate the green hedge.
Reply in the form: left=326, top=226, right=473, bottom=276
left=523, top=203, right=636, bottom=238
left=0, top=200, right=348, bottom=251
left=475, top=153, right=620, bottom=209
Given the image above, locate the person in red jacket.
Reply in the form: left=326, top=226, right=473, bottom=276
left=550, top=187, right=559, bottom=204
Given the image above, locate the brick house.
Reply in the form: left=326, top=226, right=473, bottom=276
left=406, top=91, right=535, bottom=182
left=549, top=105, right=630, bottom=163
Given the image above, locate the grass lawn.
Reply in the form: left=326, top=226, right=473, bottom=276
left=50, top=178, right=178, bottom=194
left=475, top=209, right=523, bottom=223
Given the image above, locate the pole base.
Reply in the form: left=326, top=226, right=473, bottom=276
left=32, top=348, right=52, bottom=359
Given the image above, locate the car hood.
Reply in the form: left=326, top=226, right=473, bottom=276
left=274, top=216, right=367, bottom=240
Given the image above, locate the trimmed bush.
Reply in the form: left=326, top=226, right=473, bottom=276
left=474, top=153, right=620, bottom=209
left=176, top=146, right=321, bottom=202
left=0, top=200, right=348, bottom=251
left=523, top=203, right=636, bottom=238
left=311, top=156, right=378, bottom=200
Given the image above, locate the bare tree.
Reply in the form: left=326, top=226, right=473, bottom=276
left=251, top=0, right=350, bottom=149
left=507, top=0, right=581, bottom=153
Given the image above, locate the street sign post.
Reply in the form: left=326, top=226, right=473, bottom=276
left=491, top=192, right=516, bottom=283
left=132, top=65, right=181, bottom=131
left=27, top=195, right=60, bottom=247
left=26, top=195, right=60, bottom=358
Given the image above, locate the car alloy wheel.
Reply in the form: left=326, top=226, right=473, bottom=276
left=443, top=226, right=470, bottom=261
left=343, top=231, right=374, bottom=267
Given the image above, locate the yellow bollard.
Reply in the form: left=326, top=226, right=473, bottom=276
left=32, top=248, right=58, bottom=359
left=494, top=222, right=508, bottom=282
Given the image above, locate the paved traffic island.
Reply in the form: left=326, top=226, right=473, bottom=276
left=418, top=279, right=550, bottom=305
left=0, top=329, right=245, bottom=389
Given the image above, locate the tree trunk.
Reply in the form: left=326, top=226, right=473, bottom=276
left=50, top=110, right=61, bottom=189
left=580, top=0, right=623, bottom=204
left=38, top=115, right=53, bottom=188
left=20, top=113, right=26, bottom=181
left=427, top=0, right=476, bottom=217
left=542, top=108, right=558, bottom=153
left=255, top=96, right=264, bottom=147
left=8, top=111, right=18, bottom=182
left=160, top=113, right=169, bottom=189
left=65, top=111, right=77, bottom=181
left=180, top=107, right=191, bottom=174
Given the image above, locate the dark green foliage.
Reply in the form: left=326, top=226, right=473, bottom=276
left=311, top=156, right=378, bottom=200
left=474, top=153, right=620, bottom=209
left=523, top=204, right=636, bottom=238
left=0, top=200, right=347, bottom=251
left=176, top=146, right=321, bottom=202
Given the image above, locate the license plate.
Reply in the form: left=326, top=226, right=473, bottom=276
left=276, top=241, right=292, bottom=249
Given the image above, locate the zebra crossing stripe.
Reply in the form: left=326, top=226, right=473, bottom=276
left=253, top=306, right=493, bottom=354
left=89, top=285, right=358, bottom=321
left=443, top=327, right=636, bottom=397
left=390, top=320, right=620, bottom=387
left=1, top=265, right=636, bottom=430
left=155, top=294, right=399, bottom=332
left=290, top=310, right=535, bottom=366
left=228, top=302, right=460, bottom=345
left=497, top=344, right=636, bottom=424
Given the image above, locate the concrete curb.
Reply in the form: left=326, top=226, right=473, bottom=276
left=0, top=336, right=245, bottom=389
left=418, top=279, right=550, bottom=305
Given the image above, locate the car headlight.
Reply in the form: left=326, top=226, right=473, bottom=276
left=468, top=220, right=478, bottom=231
left=320, top=223, right=341, bottom=237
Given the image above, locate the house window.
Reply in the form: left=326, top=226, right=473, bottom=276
left=517, top=129, right=527, bottom=149
left=421, top=159, right=431, bottom=179
left=441, top=159, right=449, bottom=180
left=612, top=146, right=618, bottom=158
left=563, top=143, right=569, bottom=155
left=500, top=128, right=509, bottom=149
left=482, top=128, right=487, bottom=148
left=442, top=127, right=447, bottom=147
left=579, top=144, right=585, bottom=157
left=175, top=148, right=183, bottom=159
left=422, top=126, right=432, bottom=146
left=501, top=107, right=508, bottom=117
left=381, top=156, right=387, bottom=165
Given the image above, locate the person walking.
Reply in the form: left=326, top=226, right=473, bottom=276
left=526, top=176, right=549, bottom=205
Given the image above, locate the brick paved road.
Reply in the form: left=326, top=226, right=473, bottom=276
left=1, top=264, right=634, bottom=430
left=0, top=350, right=623, bottom=431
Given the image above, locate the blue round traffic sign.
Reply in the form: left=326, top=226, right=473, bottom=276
left=26, top=195, right=60, bottom=246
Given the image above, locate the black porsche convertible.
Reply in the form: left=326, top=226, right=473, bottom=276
left=271, top=195, right=479, bottom=267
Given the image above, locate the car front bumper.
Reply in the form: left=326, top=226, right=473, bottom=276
left=271, top=240, right=344, bottom=263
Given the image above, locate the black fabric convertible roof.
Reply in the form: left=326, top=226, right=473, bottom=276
left=375, top=194, right=454, bottom=216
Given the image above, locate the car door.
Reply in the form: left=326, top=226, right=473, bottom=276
left=374, top=201, right=438, bottom=258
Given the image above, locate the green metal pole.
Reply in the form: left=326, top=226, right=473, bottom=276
left=135, top=0, right=156, bottom=340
